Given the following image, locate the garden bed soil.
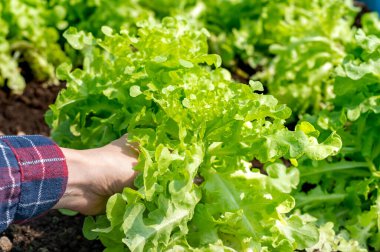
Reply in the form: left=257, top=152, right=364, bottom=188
left=0, top=82, right=63, bottom=136
left=0, top=82, right=104, bottom=251
left=354, top=1, right=371, bottom=27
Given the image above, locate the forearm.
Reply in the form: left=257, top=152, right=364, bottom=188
left=53, top=148, right=93, bottom=213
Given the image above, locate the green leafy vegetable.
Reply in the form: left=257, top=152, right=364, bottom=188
left=293, top=26, right=380, bottom=251
left=0, top=0, right=68, bottom=93
left=48, top=18, right=342, bottom=251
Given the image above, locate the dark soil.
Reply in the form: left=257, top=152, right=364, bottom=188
left=0, top=82, right=63, bottom=136
left=2, top=211, right=103, bottom=252
left=354, top=1, right=371, bottom=28
left=0, top=82, right=104, bottom=251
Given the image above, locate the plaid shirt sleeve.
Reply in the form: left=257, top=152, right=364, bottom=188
left=0, top=135, right=68, bottom=232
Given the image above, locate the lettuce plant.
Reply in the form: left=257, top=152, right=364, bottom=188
left=252, top=0, right=357, bottom=116
left=47, top=18, right=343, bottom=251
left=0, top=0, right=68, bottom=93
left=293, top=26, right=380, bottom=251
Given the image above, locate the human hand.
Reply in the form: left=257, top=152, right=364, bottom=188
left=53, top=136, right=139, bottom=215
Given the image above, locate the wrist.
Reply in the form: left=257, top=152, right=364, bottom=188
left=53, top=148, right=96, bottom=213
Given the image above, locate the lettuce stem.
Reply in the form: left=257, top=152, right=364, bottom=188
left=296, top=193, right=347, bottom=209
left=300, top=161, right=368, bottom=177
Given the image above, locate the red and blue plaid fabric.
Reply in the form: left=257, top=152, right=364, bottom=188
left=0, top=135, right=67, bottom=232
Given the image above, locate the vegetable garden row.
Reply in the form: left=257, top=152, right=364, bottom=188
left=1, top=0, right=380, bottom=251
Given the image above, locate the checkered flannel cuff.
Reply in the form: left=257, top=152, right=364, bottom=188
left=0, top=135, right=68, bottom=222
